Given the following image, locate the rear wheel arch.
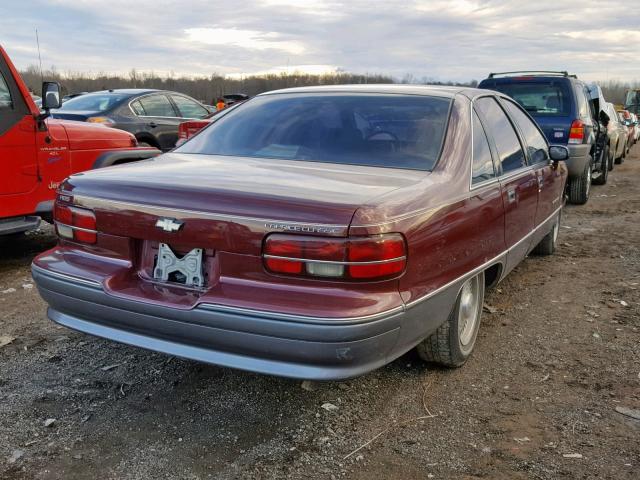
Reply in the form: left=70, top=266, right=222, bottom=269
left=483, top=263, right=503, bottom=290
left=134, top=133, right=160, bottom=149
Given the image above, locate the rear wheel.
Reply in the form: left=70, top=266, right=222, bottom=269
left=416, top=272, right=485, bottom=367
left=592, top=143, right=609, bottom=185
left=532, top=212, right=560, bottom=256
left=568, top=162, right=591, bottom=205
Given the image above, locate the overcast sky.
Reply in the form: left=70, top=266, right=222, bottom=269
left=2, top=0, right=638, bottom=82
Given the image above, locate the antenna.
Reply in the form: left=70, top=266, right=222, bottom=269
left=35, top=28, right=44, bottom=83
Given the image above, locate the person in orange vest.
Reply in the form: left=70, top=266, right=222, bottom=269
left=216, top=98, right=226, bottom=111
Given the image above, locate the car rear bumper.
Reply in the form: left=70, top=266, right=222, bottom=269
left=0, top=216, right=41, bottom=235
left=566, top=144, right=591, bottom=177
left=32, top=264, right=452, bottom=380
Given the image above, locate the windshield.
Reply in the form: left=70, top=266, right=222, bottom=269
left=489, top=82, right=571, bottom=116
left=177, top=93, right=451, bottom=171
left=57, top=93, right=131, bottom=111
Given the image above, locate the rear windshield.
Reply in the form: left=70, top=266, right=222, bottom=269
left=487, top=82, right=571, bottom=117
left=177, top=93, right=451, bottom=170
left=58, top=93, right=131, bottom=111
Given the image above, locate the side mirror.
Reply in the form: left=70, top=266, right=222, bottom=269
left=42, top=81, right=62, bottom=110
left=549, top=145, right=569, bottom=162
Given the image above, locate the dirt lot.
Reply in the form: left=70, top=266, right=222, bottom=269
left=1, top=150, right=639, bottom=480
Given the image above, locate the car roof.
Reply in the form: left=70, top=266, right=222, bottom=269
left=258, top=84, right=489, bottom=99
left=479, top=75, right=582, bottom=86
left=84, top=88, right=160, bottom=96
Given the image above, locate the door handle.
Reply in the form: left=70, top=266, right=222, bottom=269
left=148, top=122, right=157, bottom=128
left=507, top=189, right=517, bottom=203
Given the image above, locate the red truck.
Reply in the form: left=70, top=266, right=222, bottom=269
left=0, top=45, right=159, bottom=236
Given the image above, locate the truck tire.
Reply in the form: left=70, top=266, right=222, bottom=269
left=616, top=148, right=625, bottom=165
left=532, top=212, right=560, bottom=256
left=568, top=163, right=591, bottom=205
left=417, top=272, right=485, bottom=367
left=592, top=143, right=609, bottom=185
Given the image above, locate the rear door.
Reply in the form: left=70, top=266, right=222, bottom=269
left=137, top=94, right=182, bottom=150
left=501, top=98, right=563, bottom=227
left=475, top=96, right=537, bottom=272
left=0, top=53, right=38, bottom=196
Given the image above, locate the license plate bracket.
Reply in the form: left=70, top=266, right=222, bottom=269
left=153, top=243, right=204, bottom=287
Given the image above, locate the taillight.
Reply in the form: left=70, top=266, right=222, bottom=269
left=263, top=234, right=407, bottom=281
left=568, top=119, right=584, bottom=144
left=53, top=202, right=97, bottom=244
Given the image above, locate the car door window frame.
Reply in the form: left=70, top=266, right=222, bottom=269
left=499, top=96, right=551, bottom=167
left=472, top=94, right=530, bottom=182
left=129, top=93, right=179, bottom=118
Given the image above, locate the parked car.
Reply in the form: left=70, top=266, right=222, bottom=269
left=624, top=88, right=640, bottom=115
left=32, top=85, right=569, bottom=380
left=51, top=89, right=213, bottom=151
left=479, top=71, right=606, bottom=203
left=0, top=45, right=159, bottom=236
left=603, top=102, right=628, bottom=168
left=632, top=113, right=640, bottom=143
left=617, top=109, right=636, bottom=152
left=175, top=101, right=246, bottom=147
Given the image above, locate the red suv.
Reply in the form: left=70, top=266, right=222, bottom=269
left=0, top=46, right=159, bottom=236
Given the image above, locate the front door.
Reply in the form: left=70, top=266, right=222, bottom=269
left=501, top=98, right=564, bottom=227
left=0, top=54, right=38, bottom=197
left=475, top=96, right=538, bottom=273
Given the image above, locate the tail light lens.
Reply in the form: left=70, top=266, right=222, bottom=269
left=263, top=234, right=406, bottom=281
left=568, top=119, right=584, bottom=144
left=54, top=202, right=97, bottom=244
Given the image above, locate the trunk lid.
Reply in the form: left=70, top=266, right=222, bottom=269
left=66, top=153, right=426, bottom=253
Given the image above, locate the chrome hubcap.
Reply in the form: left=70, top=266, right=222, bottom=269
left=553, top=217, right=559, bottom=244
left=586, top=168, right=591, bottom=196
left=458, top=276, right=480, bottom=347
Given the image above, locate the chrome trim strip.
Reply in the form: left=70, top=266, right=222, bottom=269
left=262, top=254, right=406, bottom=266
left=72, top=195, right=348, bottom=231
left=31, top=264, right=102, bottom=288
left=405, top=205, right=562, bottom=310
left=54, top=221, right=97, bottom=234
left=198, top=303, right=405, bottom=325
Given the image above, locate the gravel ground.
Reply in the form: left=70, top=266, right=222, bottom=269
left=1, top=148, right=639, bottom=480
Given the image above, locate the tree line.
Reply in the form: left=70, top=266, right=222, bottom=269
left=19, top=65, right=637, bottom=106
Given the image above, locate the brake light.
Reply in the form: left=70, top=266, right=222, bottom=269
left=263, top=234, right=406, bottom=281
left=568, top=119, right=584, bottom=144
left=53, top=202, right=97, bottom=244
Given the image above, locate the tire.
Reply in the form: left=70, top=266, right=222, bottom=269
left=532, top=211, right=560, bottom=256
left=616, top=147, right=625, bottom=165
left=592, top=143, right=609, bottom=185
left=416, top=272, right=485, bottom=367
left=568, top=162, right=591, bottom=205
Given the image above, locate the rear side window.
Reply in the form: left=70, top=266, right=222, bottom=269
left=575, top=87, right=591, bottom=120
left=178, top=93, right=452, bottom=171
left=503, top=99, right=549, bottom=164
left=487, top=81, right=571, bottom=117
left=475, top=97, right=526, bottom=174
left=471, top=110, right=496, bottom=184
left=0, top=72, right=12, bottom=109
left=172, top=95, right=209, bottom=119
left=139, top=95, right=177, bottom=117
left=130, top=100, right=145, bottom=116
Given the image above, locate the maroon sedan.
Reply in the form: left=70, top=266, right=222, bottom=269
left=32, top=85, right=568, bottom=380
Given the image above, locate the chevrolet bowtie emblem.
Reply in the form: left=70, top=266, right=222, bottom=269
left=155, top=217, right=184, bottom=233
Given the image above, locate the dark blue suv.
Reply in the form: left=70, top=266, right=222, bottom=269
left=479, top=71, right=608, bottom=204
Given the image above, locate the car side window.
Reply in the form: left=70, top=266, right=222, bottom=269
left=130, top=99, right=145, bottom=116
left=0, top=72, right=13, bottom=109
left=503, top=99, right=549, bottom=165
left=475, top=97, right=526, bottom=174
left=471, top=110, right=496, bottom=184
left=171, top=95, right=209, bottom=119
left=575, top=87, right=590, bottom=120
left=138, top=94, right=177, bottom=117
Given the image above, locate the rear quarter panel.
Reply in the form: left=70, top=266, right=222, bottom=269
left=350, top=95, right=506, bottom=306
